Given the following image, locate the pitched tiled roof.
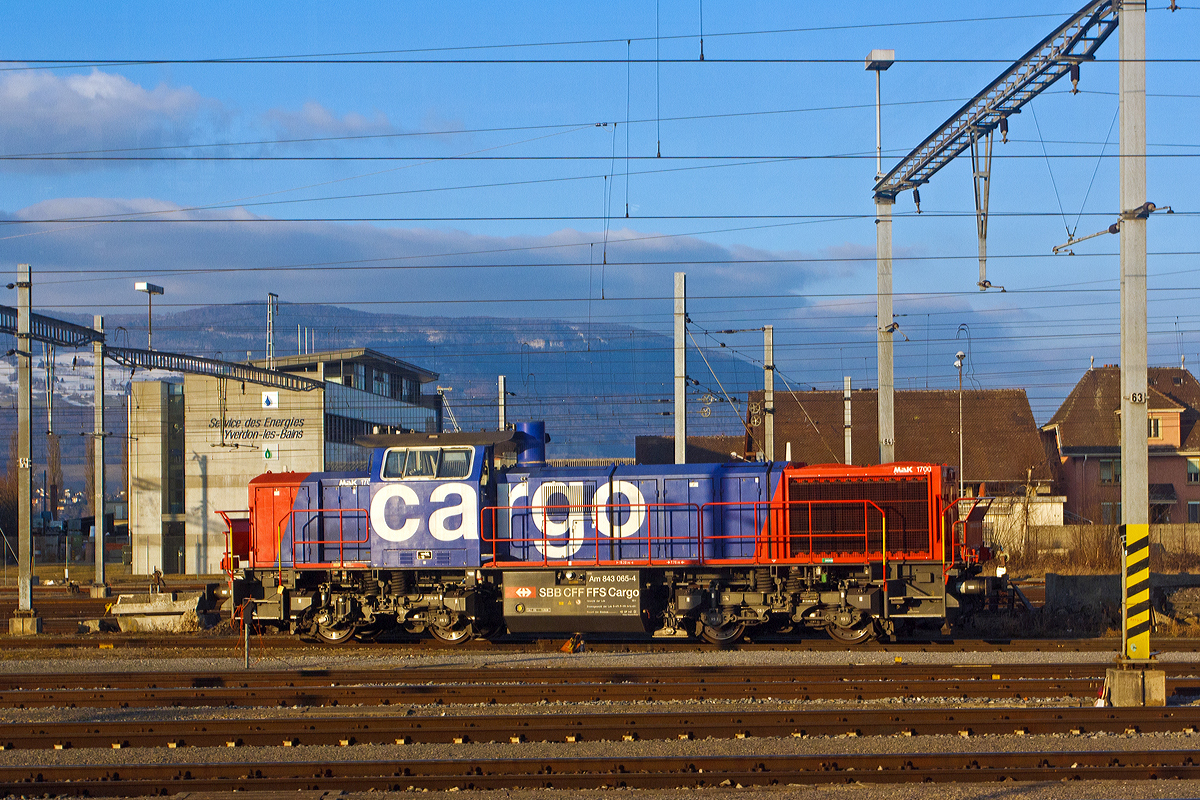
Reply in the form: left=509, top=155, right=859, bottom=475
left=1043, top=367, right=1200, bottom=452
left=746, top=388, right=1052, bottom=483
left=635, top=435, right=748, bottom=465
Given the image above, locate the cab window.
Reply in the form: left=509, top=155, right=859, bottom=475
left=381, top=447, right=473, bottom=480
left=382, top=449, right=407, bottom=478
left=405, top=448, right=440, bottom=477
left=441, top=449, right=471, bottom=479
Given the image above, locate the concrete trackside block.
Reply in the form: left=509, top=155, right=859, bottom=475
left=1107, top=668, right=1167, bottom=707
left=8, top=615, right=42, bottom=636
left=1107, top=668, right=1143, bottom=707
left=1144, top=670, right=1167, bottom=707
left=89, top=585, right=110, bottom=599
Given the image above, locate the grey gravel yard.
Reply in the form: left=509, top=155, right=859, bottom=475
left=1, top=644, right=1199, bottom=799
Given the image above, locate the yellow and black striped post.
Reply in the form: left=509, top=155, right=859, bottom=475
left=1122, top=523, right=1151, bottom=661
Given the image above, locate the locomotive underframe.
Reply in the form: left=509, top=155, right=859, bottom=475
left=234, top=558, right=996, bottom=644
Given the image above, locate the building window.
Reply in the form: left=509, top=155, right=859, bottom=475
left=373, top=369, right=389, bottom=397
left=1148, top=417, right=1161, bottom=439
left=1190, top=502, right=1200, bottom=524
left=325, top=413, right=374, bottom=445
left=1100, top=459, right=1121, bottom=485
left=1189, top=459, right=1200, bottom=484
left=1101, top=502, right=1122, bottom=525
left=1152, top=504, right=1172, bottom=524
left=165, top=383, right=185, bottom=515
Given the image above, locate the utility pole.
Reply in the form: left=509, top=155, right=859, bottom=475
left=843, top=377, right=853, bottom=465
left=1118, top=0, right=1150, bottom=663
left=92, top=316, right=106, bottom=591
left=876, top=196, right=895, bottom=465
left=867, top=49, right=896, bottom=465
left=266, top=293, right=278, bottom=369
left=674, top=272, right=687, bottom=464
left=763, top=325, right=774, bottom=461
left=11, top=264, right=40, bottom=634
left=498, top=374, right=507, bottom=430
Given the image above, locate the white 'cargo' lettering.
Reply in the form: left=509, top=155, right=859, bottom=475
left=592, top=481, right=647, bottom=539
left=370, top=484, right=421, bottom=542
left=428, top=483, right=478, bottom=541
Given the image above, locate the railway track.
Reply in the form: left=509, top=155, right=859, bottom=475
left=8, top=705, right=1200, bottom=749
left=4, top=631, right=1200, bottom=653
left=1, top=663, right=1197, bottom=707
left=3, top=659, right=1199, bottom=794
left=5, top=749, right=1200, bottom=794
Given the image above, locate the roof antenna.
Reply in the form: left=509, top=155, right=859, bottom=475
left=1090, top=356, right=1094, bottom=370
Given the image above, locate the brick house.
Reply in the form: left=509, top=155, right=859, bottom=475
left=1041, top=366, right=1200, bottom=525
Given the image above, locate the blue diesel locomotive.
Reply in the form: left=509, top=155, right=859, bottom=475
left=224, top=423, right=1003, bottom=644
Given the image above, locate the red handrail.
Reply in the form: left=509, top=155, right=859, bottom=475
left=286, top=507, right=370, bottom=568
left=216, top=508, right=248, bottom=602
left=700, top=498, right=894, bottom=565
left=482, top=501, right=701, bottom=567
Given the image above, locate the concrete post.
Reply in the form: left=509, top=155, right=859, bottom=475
left=11, top=263, right=40, bottom=634
left=876, top=197, right=895, bottom=463
left=843, top=377, right=853, bottom=465
left=93, top=316, right=106, bottom=591
left=1118, top=0, right=1150, bottom=663
left=498, top=374, right=507, bottom=430
left=763, top=325, right=774, bottom=461
left=674, top=272, right=687, bottom=464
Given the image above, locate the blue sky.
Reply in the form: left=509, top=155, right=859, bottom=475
left=0, top=2, right=1197, bottom=424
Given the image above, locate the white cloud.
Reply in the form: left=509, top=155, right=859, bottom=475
left=0, top=197, right=842, bottom=319
left=264, top=101, right=396, bottom=139
left=0, top=69, right=219, bottom=167
left=0, top=69, right=434, bottom=171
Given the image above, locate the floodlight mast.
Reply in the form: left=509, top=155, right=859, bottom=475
left=870, top=0, right=1118, bottom=462
left=873, top=0, right=1117, bottom=289
left=866, top=49, right=896, bottom=463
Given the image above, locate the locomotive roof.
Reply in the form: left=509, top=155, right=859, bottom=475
left=354, top=429, right=547, bottom=453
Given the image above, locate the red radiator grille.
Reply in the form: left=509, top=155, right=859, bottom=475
left=787, top=477, right=932, bottom=555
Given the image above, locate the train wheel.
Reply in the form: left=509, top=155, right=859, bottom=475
left=353, top=622, right=385, bottom=642
left=700, top=622, right=745, bottom=645
left=429, top=622, right=474, bottom=645
left=313, top=622, right=356, bottom=645
left=474, top=618, right=503, bottom=641
left=826, top=621, right=876, bottom=645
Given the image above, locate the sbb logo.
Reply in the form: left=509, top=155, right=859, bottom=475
left=505, top=586, right=536, bottom=599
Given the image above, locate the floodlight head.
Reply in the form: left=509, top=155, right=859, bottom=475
left=954, top=359, right=963, bottom=369
left=865, top=49, right=895, bottom=71
left=956, top=351, right=966, bottom=361
left=134, top=281, right=164, bottom=295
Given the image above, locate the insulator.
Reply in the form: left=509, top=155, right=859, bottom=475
left=912, top=188, right=921, bottom=214
left=1070, top=63, right=1080, bottom=94
left=999, top=117, right=1009, bottom=144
